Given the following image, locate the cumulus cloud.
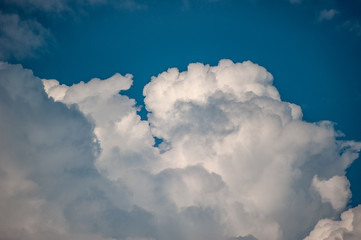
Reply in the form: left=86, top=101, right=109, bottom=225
left=141, top=60, right=361, bottom=239
left=304, top=205, right=361, bottom=240
left=43, top=73, right=159, bottom=182
left=0, top=62, right=158, bottom=240
left=312, top=175, right=351, bottom=211
left=1, top=60, right=361, bottom=240
left=319, top=9, right=339, bottom=22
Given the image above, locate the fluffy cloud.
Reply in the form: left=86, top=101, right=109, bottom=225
left=1, top=60, right=361, bottom=240
left=43, top=73, right=159, bottom=182
left=304, top=205, right=361, bottom=240
left=141, top=60, right=361, bottom=239
left=0, top=62, right=159, bottom=240
left=312, top=175, right=351, bottom=211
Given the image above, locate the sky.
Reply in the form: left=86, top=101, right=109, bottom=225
left=1, top=0, right=361, bottom=239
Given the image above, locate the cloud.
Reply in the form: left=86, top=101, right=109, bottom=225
left=289, top=0, right=301, bottom=4
left=2, top=0, right=69, bottom=12
left=140, top=60, right=361, bottom=239
left=2, top=0, right=146, bottom=13
left=0, top=12, right=50, bottom=59
left=304, top=205, right=361, bottom=240
left=312, top=175, right=351, bottom=211
left=342, top=20, right=361, bottom=37
left=0, top=62, right=158, bottom=240
left=319, top=9, right=339, bottom=22
left=43, top=73, right=159, bottom=182
left=0, top=0, right=145, bottom=60
left=2, top=60, right=361, bottom=240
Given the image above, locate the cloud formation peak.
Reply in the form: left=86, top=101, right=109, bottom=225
left=1, top=60, right=360, bottom=240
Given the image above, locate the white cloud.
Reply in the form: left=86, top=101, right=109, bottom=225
left=304, top=205, right=361, bottom=240
left=1, top=60, right=361, bottom=240
left=312, top=175, right=351, bottom=211
left=0, top=62, right=158, bottom=240
left=141, top=60, right=361, bottom=239
left=319, top=9, right=339, bottom=22
left=43, top=73, right=159, bottom=182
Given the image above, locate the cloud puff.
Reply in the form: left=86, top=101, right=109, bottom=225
left=141, top=60, right=361, bottom=239
left=2, top=60, right=361, bottom=240
left=304, top=205, right=361, bottom=240
left=312, top=175, right=351, bottom=211
left=319, top=9, right=339, bottom=22
left=43, top=73, right=159, bottom=182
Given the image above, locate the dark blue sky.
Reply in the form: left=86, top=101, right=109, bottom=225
left=4, top=0, right=361, bottom=206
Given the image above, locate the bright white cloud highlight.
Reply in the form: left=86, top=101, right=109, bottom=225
left=43, top=73, right=159, bottom=182
left=304, top=205, right=361, bottom=240
left=1, top=60, right=361, bottom=240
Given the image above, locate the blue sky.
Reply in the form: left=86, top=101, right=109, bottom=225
left=1, top=0, right=361, bottom=239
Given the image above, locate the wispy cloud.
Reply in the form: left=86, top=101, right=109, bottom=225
left=342, top=20, right=361, bottom=36
left=0, top=12, right=50, bottom=59
left=289, top=0, right=302, bottom=4
left=0, top=0, right=146, bottom=60
left=318, top=9, right=339, bottom=22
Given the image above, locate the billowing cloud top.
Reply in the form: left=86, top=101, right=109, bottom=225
left=1, top=60, right=361, bottom=240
